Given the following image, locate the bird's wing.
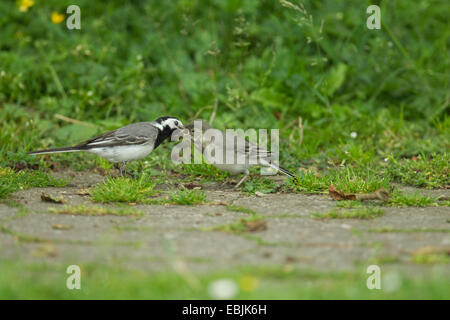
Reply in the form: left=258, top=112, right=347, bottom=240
left=226, top=131, right=272, bottom=158
left=201, top=130, right=271, bottom=164
left=76, top=122, right=159, bottom=149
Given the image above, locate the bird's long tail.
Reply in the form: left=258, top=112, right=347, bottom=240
left=27, top=147, right=83, bottom=156
left=277, top=165, right=297, bottom=180
left=262, top=160, right=298, bottom=182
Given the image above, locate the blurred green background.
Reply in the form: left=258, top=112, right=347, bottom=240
left=0, top=0, right=448, bottom=169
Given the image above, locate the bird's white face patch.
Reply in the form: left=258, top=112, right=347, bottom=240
left=161, top=118, right=183, bottom=130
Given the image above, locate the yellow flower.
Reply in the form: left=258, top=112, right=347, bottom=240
left=51, top=12, right=65, bottom=24
left=239, top=276, right=259, bottom=292
left=18, top=0, right=34, bottom=12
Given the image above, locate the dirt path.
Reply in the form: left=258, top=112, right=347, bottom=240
left=1, top=171, right=449, bottom=275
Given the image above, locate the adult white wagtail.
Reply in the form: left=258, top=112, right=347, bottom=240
left=185, top=119, right=297, bottom=188
left=28, top=116, right=184, bottom=175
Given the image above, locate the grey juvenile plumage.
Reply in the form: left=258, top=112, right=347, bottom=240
left=185, top=119, right=297, bottom=188
left=28, top=116, right=184, bottom=174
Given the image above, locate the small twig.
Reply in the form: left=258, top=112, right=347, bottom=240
left=191, top=105, right=212, bottom=121
left=209, top=98, right=218, bottom=125
left=54, top=114, right=97, bottom=128
left=280, top=119, right=297, bottom=133
left=209, top=70, right=218, bottom=125
left=289, top=116, right=303, bottom=148
left=297, top=116, right=304, bottom=147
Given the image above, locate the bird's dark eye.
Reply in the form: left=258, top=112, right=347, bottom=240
left=175, top=121, right=179, bottom=126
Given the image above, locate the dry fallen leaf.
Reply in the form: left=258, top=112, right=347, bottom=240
left=242, top=219, right=268, bottom=232
left=329, top=185, right=356, bottom=200
left=182, top=183, right=203, bottom=190
left=41, top=192, right=67, bottom=204
left=211, top=201, right=228, bottom=206
left=328, top=185, right=390, bottom=201
left=76, top=188, right=91, bottom=196
left=52, top=224, right=72, bottom=230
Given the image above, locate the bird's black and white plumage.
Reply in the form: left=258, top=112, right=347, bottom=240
left=185, top=119, right=297, bottom=188
left=28, top=116, right=184, bottom=172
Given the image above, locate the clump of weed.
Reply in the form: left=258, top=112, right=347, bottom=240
left=0, top=168, right=69, bottom=199
left=49, top=205, right=142, bottom=217
left=311, top=207, right=384, bottom=220
left=213, top=215, right=267, bottom=234
left=241, top=177, right=278, bottom=195
left=386, top=154, right=449, bottom=189
left=181, top=163, right=230, bottom=182
left=167, top=188, right=206, bottom=205
left=288, top=166, right=391, bottom=194
left=335, top=200, right=364, bottom=209
left=412, top=247, right=450, bottom=264
left=369, top=227, right=450, bottom=233
left=387, top=190, right=438, bottom=207
left=287, top=169, right=329, bottom=193
left=226, top=205, right=256, bottom=215
left=90, top=175, right=158, bottom=203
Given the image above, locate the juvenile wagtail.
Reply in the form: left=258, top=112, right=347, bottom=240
left=28, top=116, right=184, bottom=174
left=185, top=119, right=297, bottom=188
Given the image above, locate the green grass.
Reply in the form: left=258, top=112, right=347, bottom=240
left=369, top=227, right=450, bottom=233
left=0, top=224, right=47, bottom=243
left=90, top=175, right=159, bottom=203
left=166, top=188, right=206, bottom=205
left=386, top=154, right=449, bottom=189
left=0, top=1, right=447, bottom=181
left=91, top=178, right=206, bottom=205
left=241, top=176, right=279, bottom=194
left=0, top=261, right=449, bottom=299
left=336, top=200, right=364, bottom=209
left=49, top=205, right=142, bottom=217
left=0, top=168, right=68, bottom=199
left=387, top=190, right=438, bottom=207
left=212, top=215, right=267, bottom=234
left=412, top=247, right=450, bottom=265
left=226, top=204, right=256, bottom=215
left=311, top=207, right=384, bottom=220
left=180, top=163, right=230, bottom=182
left=288, top=166, right=392, bottom=194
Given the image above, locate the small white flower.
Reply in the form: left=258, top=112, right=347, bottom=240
left=0, top=70, right=5, bottom=77
left=208, top=279, right=238, bottom=299
left=384, top=158, right=389, bottom=162
left=87, top=91, right=93, bottom=96
left=137, top=54, right=142, bottom=60
left=350, top=132, right=357, bottom=139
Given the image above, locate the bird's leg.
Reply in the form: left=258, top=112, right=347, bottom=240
left=120, top=162, right=127, bottom=177
left=113, top=163, right=122, bottom=177
left=119, top=161, right=135, bottom=178
left=234, top=170, right=249, bottom=189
